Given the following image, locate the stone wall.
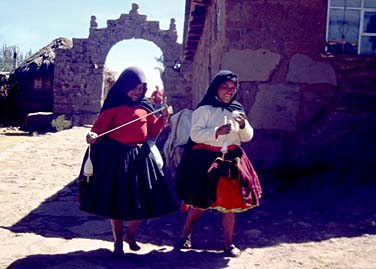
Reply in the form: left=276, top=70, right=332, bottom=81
left=53, top=4, right=191, bottom=125
left=190, top=0, right=228, bottom=105
left=188, top=0, right=376, bottom=182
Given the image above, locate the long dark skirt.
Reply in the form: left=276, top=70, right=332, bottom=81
left=78, top=136, right=179, bottom=220
left=176, top=144, right=261, bottom=210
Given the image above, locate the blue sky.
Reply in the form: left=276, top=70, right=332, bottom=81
left=0, top=0, right=185, bottom=92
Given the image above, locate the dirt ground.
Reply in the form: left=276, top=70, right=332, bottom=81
left=0, top=126, right=375, bottom=269
left=0, top=127, right=30, bottom=152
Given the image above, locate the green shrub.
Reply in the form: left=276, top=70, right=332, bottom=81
left=51, top=115, right=72, bottom=131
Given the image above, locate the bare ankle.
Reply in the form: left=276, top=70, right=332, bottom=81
left=181, top=227, right=191, bottom=238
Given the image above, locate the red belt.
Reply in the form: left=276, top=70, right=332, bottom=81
left=192, top=143, right=237, bottom=152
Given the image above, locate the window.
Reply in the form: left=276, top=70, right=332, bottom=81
left=42, top=78, right=52, bottom=89
left=326, top=0, right=376, bottom=55
left=34, top=78, right=42, bottom=89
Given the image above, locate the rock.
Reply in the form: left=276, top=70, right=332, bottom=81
left=23, top=112, right=55, bottom=133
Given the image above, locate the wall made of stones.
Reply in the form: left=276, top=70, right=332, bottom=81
left=54, top=6, right=190, bottom=125
left=190, top=0, right=229, bottom=106
left=189, top=0, right=376, bottom=183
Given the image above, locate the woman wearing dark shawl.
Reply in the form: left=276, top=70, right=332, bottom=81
left=77, top=66, right=178, bottom=256
left=175, top=70, right=262, bottom=257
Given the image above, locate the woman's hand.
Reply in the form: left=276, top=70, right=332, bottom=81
left=160, top=104, right=173, bottom=123
left=161, top=107, right=169, bottom=122
left=233, top=112, right=246, bottom=129
left=86, top=131, right=98, bottom=144
left=215, top=123, right=232, bottom=138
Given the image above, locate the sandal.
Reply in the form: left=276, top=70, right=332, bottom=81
left=223, top=244, right=241, bottom=258
left=124, top=235, right=141, bottom=251
left=174, top=234, right=192, bottom=250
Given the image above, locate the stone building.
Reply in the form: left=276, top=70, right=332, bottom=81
left=181, top=0, right=376, bottom=182
left=11, top=37, right=73, bottom=124
left=7, top=1, right=374, bottom=181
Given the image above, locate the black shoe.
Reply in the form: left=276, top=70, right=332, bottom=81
left=224, top=244, right=241, bottom=258
left=174, top=234, right=192, bottom=250
left=124, top=235, right=141, bottom=251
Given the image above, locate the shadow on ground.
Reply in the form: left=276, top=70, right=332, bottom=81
left=7, top=247, right=230, bottom=269
left=3, top=172, right=376, bottom=253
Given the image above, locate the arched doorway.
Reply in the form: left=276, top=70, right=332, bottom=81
left=104, top=39, right=164, bottom=99
left=53, top=4, right=191, bottom=125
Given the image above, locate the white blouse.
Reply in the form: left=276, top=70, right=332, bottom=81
left=190, top=105, right=254, bottom=147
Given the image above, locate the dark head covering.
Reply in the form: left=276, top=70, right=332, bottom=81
left=101, top=66, right=154, bottom=112
left=196, top=70, right=244, bottom=112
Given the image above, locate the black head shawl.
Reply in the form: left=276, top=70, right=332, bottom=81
left=196, top=70, right=244, bottom=112
left=101, top=66, right=154, bottom=113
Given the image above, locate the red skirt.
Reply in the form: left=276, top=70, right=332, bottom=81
left=210, top=176, right=254, bottom=212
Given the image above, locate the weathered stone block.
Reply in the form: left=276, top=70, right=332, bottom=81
left=250, top=83, right=300, bottom=131
left=23, top=112, right=55, bottom=132
left=222, top=49, right=281, bottom=81
left=287, top=54, right=337, bottom=86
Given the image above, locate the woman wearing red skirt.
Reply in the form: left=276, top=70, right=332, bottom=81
left=175, top=70, right=262, bottom=257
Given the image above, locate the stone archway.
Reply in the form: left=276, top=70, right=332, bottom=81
left=53, top=3, right=191, bottom=125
